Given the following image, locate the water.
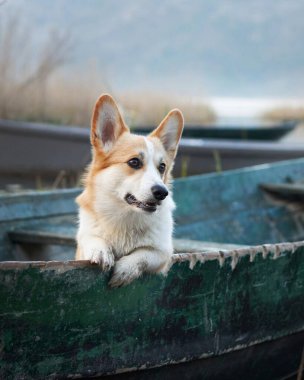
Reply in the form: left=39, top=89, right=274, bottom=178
left=208, top=97, right=304, bottom=119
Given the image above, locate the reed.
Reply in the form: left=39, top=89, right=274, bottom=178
left=0, top=15, right=215, bottom=126
left=263, top=106, right=304, bottom=122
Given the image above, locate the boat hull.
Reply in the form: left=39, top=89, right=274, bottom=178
left=0, top=243, right=303, bottom=379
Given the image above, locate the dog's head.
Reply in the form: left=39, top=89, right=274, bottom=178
left=87, top=94, right=184, bottom=214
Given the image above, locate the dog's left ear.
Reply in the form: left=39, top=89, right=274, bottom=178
left=91, top=94, right=129, bottom=153
left=150, top=109, right=184, bottom=159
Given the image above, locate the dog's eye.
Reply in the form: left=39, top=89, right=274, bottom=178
left=127, top=157, right=142, bottom=169
left=158, top=163, right=166, bottom=174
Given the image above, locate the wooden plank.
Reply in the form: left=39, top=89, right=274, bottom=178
left=260, top=182, right=304, bottom=202
left=173, top=159, right=304, bottom=244
left=0, top=189, right=79, bottom=222
left=0, top=243, right=303, bottom=378
left=9, top=229, right=76, bottom=246
left=0, top=215, right=77, bottom=261
left=8, top=225, right=245, bottom=252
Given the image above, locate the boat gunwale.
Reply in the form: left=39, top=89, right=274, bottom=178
left=1, top=240, right=302, bottom=271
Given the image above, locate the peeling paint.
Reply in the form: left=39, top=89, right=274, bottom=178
left=262, top=245, right=269, bottom=259
left=249, top=247, right=257, bottom=262
left=231, top=251, right=239, bottom=270
left=172, top=240, right=304, bottom=270
left=0, top=243, right=303, bottom=378
left=0, top=240, right=302, bottom=274
left=80, top=326, right=304, bottom=379
left=1, top=157, right=304, bottom=378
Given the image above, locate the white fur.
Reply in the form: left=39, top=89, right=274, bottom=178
left=76, top=137, right=176, bottom=287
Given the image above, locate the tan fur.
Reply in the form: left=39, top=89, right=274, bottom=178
left=76, top=134, right=151, bottom=217
left=75, top=94, right=184, bottom=286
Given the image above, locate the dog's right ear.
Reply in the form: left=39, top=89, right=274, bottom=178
left=91, top=94, right=129, bottom=153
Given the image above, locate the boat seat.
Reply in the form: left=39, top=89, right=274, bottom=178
left=9, top=225, right=76, bottom=247
left=260, top=182, right=304, bottom=204
left=8, top=222, right=245, bottom=261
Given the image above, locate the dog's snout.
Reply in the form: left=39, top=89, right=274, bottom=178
left=151, top=185, right=168, bottom=201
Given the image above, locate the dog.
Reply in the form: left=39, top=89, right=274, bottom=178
left=75, top=94, right=184, bottom=287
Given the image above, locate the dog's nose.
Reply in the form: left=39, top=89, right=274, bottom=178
left=151, top=185, right=168, bottom=201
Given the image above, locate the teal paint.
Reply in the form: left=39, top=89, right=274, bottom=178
left=0, top=158, right=304, bottom=377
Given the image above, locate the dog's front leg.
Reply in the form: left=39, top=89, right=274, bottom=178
left=77, top=236, right=114, bottom=271
left=109, top=248, right=172, bottom=287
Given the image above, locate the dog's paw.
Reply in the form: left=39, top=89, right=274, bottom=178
left=89, top=246, right=114, bottom=271
left=109, top=256, right=144, bottom=287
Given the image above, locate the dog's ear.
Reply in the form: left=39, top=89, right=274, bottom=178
left=150, top=109, right=184, bottom=159
left=91, top=94, right=129, bottom=153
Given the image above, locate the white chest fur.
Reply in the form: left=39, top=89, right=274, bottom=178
left=77, top=194, right=175, bottom=260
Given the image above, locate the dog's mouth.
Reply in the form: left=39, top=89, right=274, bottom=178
left=125, top=193, right=159, bottom=213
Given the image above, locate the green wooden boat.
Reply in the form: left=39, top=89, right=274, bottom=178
left=1, top=159, right=304, bottom=379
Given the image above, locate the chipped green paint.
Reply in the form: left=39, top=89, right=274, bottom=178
left=0, top=246, right=304, bottom=378
left=0, top=158, right=304, bottom=378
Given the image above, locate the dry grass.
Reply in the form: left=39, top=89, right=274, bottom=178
left=263, top=107, right=304, bottom=122
left=118, top=92, right=216, bottom=126
left=37, top=81, right=216, bottom=127
left=42, top=70, right=110, bottom=126
left=0, top=15, right=215, bottom=127
left=0, top=14, right=74, bottom=122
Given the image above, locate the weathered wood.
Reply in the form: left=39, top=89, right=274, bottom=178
left=1, top=158, right=304, bottom=261
left=1, top=158, right=304, bottom=257
left=9, top=226, right=76, bottom=247
left=8, top=226, right=245, bottom=253
left=0, top=191, right=78, bottom=260
left=0, top=244, right=303, bottom=379
left=173, top=158, right=304, bottom=244
left=0, top=188, right=78, bottom=222
left=1, top=158, right=304, bottom=378
left=0, top=158, right=303, bottom=260
left=108, top=332, right=304, bottom=380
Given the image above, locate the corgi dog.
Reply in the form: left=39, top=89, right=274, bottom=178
left=76, top=94, right=184, bottom=287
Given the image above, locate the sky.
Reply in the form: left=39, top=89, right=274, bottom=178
left=1, top=0, right=304, bottom=101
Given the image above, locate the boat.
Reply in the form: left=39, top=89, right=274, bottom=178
left=1, top=119, right=303, bottom=189
left=133, top=119, right=297, bottom=140
left=0, top=158, right=304, bottom=379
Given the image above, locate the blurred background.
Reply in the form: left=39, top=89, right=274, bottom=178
left=1, top=0, right=304, bottom=189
